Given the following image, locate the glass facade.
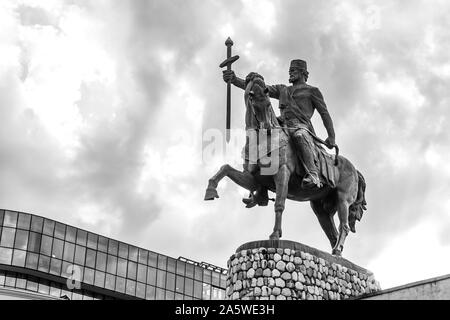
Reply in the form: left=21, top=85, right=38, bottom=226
left=0, top=209, right=227, bottom=300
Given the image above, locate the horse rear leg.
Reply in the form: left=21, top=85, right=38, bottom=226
left=310, top=199, right=338, bottom=249
left=204, top=164, right=258, bottom=200
left=332, top=191, right=356, bottom=256
left=269, top=165, right=290, bottom=240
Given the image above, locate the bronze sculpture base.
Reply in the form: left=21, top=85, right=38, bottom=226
left=226, top=240, right=380, bottom=300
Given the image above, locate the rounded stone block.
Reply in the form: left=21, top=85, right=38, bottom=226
left=227, top=240, right=380, bottom=300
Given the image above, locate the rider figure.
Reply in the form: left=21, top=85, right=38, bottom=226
left=223, top=60, right=336, bottom=204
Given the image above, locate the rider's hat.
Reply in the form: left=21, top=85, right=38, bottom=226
left=289, top=59, right=307, bottom=71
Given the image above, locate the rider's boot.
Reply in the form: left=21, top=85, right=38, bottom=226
left=242, top=186, right=269, bottom=208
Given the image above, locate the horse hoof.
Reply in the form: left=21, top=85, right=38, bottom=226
left=204, top=188, right=219, bottom=201
left=269, top=231, right=281, bottom=240
left=332, top=249, right=342, bottom=256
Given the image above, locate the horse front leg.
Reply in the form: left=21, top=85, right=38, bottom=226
left=204, top=164, right=258, bottom=200
left=269, top=165, right=291, bottom=240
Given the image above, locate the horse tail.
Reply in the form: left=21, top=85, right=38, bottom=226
left=348, top=170, right=367, bottom=233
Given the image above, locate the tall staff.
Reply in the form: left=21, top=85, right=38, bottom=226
left=219, top=37, right=239, bottom=143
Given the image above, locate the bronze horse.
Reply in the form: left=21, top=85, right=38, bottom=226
left=204, top=73, right=367, bottom=256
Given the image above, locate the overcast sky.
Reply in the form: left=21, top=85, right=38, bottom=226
left=1, top=0, right=449, bottom=290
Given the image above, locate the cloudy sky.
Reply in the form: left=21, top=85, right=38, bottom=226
left=1, top=0, right=449, bottom=290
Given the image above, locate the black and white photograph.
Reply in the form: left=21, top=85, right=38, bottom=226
left=0, top=0, right=449, bottom=309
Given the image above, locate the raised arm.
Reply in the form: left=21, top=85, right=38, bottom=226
left=223, top=70, right=282, bottom=99
left=223, top=70, right=246, bottom=90
left=311, top=87, right=336, bottom=146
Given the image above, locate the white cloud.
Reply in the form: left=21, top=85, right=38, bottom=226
left=368, top=219, right=450, bottom=289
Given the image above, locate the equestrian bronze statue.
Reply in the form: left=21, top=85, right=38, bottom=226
left=204, top=42, right=367, bottom=256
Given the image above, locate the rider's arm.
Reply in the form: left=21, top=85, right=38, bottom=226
left=266, top=84, right=282, bottom=99
left=231, top=76, right=246, bottom=90
left=312, top=87, right=335, bottom=141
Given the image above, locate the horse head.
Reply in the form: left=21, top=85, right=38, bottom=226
left=244, top=72, right=279, bottom=130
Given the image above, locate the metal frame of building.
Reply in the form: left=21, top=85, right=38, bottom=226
left=0, top=209, right=227, bottom=300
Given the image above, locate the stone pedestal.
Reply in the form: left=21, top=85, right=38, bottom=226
left=226, top=240, right=381, bottom=300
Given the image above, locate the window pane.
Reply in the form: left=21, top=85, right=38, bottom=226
left=52, top=238, right=64, bottom=259
left=136, top=282, right=146, bottom=299
left=31, top=216, right=43, bottom=233
left=117, top=258, right=127, bottom=277
left=129, top=246, right=138, bottom=262
left=27, top=232, right=41, bottom=253
left=97, top=236, right=108, bottom=253
left=203, top=270, right=212, bottom=283
left=106, top=255, right=117, bottom=274
left=40, top=235, right=52, bottom=256
left=63, top=242, right=75, bottom=262
left=126, top=279, right=136, bottom=296
left=116, top=277, right=126, bottom=293
left=4, top=272, right=16, bottom=287
left=84, top=268, right=95, bottom=285
left=25, top=252, right=39, bottom=269
left=176, top=260, right=186, bottom=275
left=176, top=275, right=184, bottom=293
left=26, top=277, right=39, bottom=292
left=167, top=257, right=176, bottom=273
left=0, top=248, right=13, bottom=264
left=16, top=275, right=27, bottom=289
left=87, top=233, right=98, bottom=250
left=1, top=227, right=16, bottom=248
left=38, top=255, right=50, bottom=273
left=175, top=293, right=183, bottom=300
left=166, top=291, right=175, bottom=300
left=18, top=213, right=31, bottom=230
left=194, top=280, right=202, bottom=299
left=146, top=285, right=156, bottom=300
left=148, top=252, right=157, bottom=267
left=194, top=266, right=203, bottom=281
left=95, top=271, right=105, bottom=288
left=12, top=250, right=26, bottom=267
left=105, top=274, right=116, bottom=291
left=38, top=281, right=50, bottom=295
left=50, top=258, right=62, bottom=275
left=108, top=239, right=118, bottom=255
left=118, top=242, right=128, bottom=259
left=202, top=283, right=211, bottom=300
left=158, top=255, right=167, bottom=270
left=186, top=263, right=194, bottom=279
left=167, top=272, right=176, bottom=291
left=137, top=264, right=147, bottom=283
left=76, top=230, right=87, bottom=246
left=50, top=283, right=61, bottom=298
left=86, top=248, right=96, bottom=268
left=138, top=249, right=148, bottom=265
left=156, top=269, right=166, bottom=288
left=4, top=211, right=18, bottom=228
left=74, top=245, right=86, bottom=265
left=220, top=274, right=227, bottom=288
left=127, top=261, right=137, bottom=280
left=65, top=226, right=76, bottom=242
left=185, top=278, right=194, bottom=296
left=211, top=287, right=223, bottom=300
left=43, top=219, right=55, bottom=236
left=54, top=222, right=66, bottom=240
left=147, top=267, right=157, bottom=286
left=0, top=210, right=3, bottom=226
left=96, top=252, right=107, bottom=272
left=212, top=272, right=220, bottom=287
left=155, top=288, right=165, bottom=300
left=14, top=230, right=28, bottom=250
